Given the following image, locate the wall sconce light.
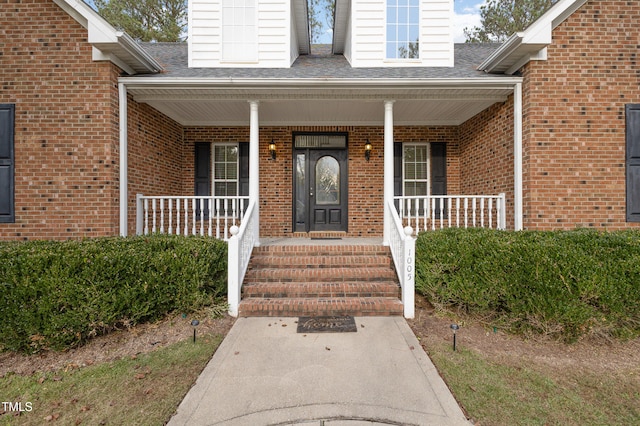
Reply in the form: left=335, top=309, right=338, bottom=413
left=364, top=139, right=373, bottom=161
left=269, top=139, right=277, bottom=160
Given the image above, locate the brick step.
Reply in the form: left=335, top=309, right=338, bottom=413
left=247, top=254, right=392, bottom=268
left=237, top=297, right=404, bottom=317
left=242, top=282, right=401, bottom=298
left=244, top=267, right=398, bottom=283
left=252, top=244, right=391, bottom=256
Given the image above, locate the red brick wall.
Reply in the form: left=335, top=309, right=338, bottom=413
left=0, top=0, right=121, bottom=240
left=520, top=0, right=640, bottom=230
left=183, top=126, right=460, bottom=237
left=459, top=98, right=516, bottom=230
left=126, top=97, right=184, bottom=236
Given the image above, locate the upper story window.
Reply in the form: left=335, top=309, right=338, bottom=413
left=386, top=0, right=420, bottom=59
left=222, top=0, right=257, bottom=62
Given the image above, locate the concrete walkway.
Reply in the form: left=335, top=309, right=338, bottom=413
left=168, top=316, right=469, bottom=426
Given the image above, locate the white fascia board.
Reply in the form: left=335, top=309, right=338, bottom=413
left=53, top=0, right=162, bottom=74
left=477, top=33, right=524, bottom=73
left=119, top=76, right=522, bottom=92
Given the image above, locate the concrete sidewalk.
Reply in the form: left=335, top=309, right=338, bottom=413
left=168, top=317, right=469, bottom=426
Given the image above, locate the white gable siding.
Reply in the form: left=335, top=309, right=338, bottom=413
left=189, top=0, right=295, bottom=68
left=346, top=0, right=453, bottom=67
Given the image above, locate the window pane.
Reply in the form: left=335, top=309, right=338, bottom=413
left=405, top=163, right=416, bottom=180
left=214, top=163, right=226, bottom=179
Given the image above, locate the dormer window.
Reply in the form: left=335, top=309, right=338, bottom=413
left=222, top=0, right=257, bottom=62
left=386, top=0, right=419, bottom=59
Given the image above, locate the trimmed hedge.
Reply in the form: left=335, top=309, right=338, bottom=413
left=0, top=235, right=227, bottom=353
left=416, top=228, right=640, bottom=342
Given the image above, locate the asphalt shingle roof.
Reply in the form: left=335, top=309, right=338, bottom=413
left=136, top=43, right=507, bottom=80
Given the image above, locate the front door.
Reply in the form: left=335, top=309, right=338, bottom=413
left=294, top=140, right=348, bottom=233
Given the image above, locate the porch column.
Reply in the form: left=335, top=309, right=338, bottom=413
left=119, top=83, right=128, bottom=237
left=249, top=100, right=260, bottom=243
left=514, top=83, right=523, bottom=231
left=383, top=100, right=395, bottom=245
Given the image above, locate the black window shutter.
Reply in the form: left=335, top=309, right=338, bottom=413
left=0, top=104, right=15, bottom=223
left=393, top=142, right=402, bottom=211
left=239, top=142, right=249, bottom=197
left=194, top=143, right=210, bottom=219
left=626, top=104, right=640, bottom=222
left=194, top=143, right=211, bottom=196
left=431, top=143, right=447, bottom=195
left=431, top=143, right=447, bottom=219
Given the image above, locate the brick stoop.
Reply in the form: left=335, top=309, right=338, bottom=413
left=238, top=244, right=404, bottom=317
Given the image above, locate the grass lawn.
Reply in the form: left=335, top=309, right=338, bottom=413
left=427, top=342, right=639, bottom=425
left=0, top=334, right=223, bottom=425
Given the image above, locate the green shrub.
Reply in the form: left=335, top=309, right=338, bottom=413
left=0, top=235, right=227, bottom=353
left=415, top=228, right=640, bottom=342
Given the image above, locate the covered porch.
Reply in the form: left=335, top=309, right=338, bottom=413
left=117, top=73, right=524, bottom=318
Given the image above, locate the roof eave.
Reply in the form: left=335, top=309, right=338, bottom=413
left=53, top=0, right=163, bottom=75
left=477, top=0, right=589, bottom=75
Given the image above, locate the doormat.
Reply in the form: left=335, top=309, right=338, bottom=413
left=310, top=237, right=342, bottom=240
left=297, top=316, right=357, bottom=333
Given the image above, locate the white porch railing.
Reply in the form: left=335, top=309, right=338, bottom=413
left=394, top=194, right=506, bottom=233
left=136, top=195, right=250, bottom=240
left=227, top=200, right=258, bottom=317
left=387, top=199, right=415, bottom=319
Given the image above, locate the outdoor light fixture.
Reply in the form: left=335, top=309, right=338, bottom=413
left=191, top=319, right=200, bottom=343
left=364, top=140, right=372, bottom=161
left=450, top=324, right=460, bottom=351
left=269, top=139, right=277, bottom=160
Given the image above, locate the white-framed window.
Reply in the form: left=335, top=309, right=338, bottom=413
left=386, top=0, right=420, bottom=59
left=403, top=143, right=429, bottom=196
left=213, top=144, right=239, bottom=196
left=222, top=0, right=257, bottom=62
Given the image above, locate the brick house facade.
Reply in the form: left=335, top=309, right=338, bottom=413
left=1, top=0, right=639, bottom=241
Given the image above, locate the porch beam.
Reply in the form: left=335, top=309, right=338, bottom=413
left=119, top=83, right=128, bottom=237
left=514, top=82, right=523, bottom=230
left=383, top=100, right=395, bottom=245
left=248, top=100, right=260, bottom=244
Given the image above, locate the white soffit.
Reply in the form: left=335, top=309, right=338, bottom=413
left=124, top=84, right=515, bottom=126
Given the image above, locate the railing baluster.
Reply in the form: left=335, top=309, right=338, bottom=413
left=215, top=198, right=221, bottom=239
left=143, top=198, right=149, bottom=235
left=224, top=198, right=229, bottom=240
left=464, top=198, right=469, bottom=228
left=447, top=197, right=452, bottom=228
left=168, top=198, right=173, bottom=235
left=473, top=198, right=477, bottom=227
left=431, top=197, right=436, bottom=231
left=183, top=199, right=189, bottom=236
left=197, top=197, right=203, bottom=236
left=191, top=199, right=196, bottom=235
left=207, top=198, right=213, bottom=237
left=480, top=198, right=485, bottom=228
left=151, top=198, right=157, bottom=233
left=159, top=198, right=165, bottom=234
left=489, top=198, right=494, bottom=229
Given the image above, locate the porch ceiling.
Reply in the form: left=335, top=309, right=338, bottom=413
left=124, top=85, right=515, bottom=127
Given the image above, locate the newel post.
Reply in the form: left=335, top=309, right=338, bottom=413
left=403, top=226, right=415, bottom=319
left=227, top=225, right=240, bottom=317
